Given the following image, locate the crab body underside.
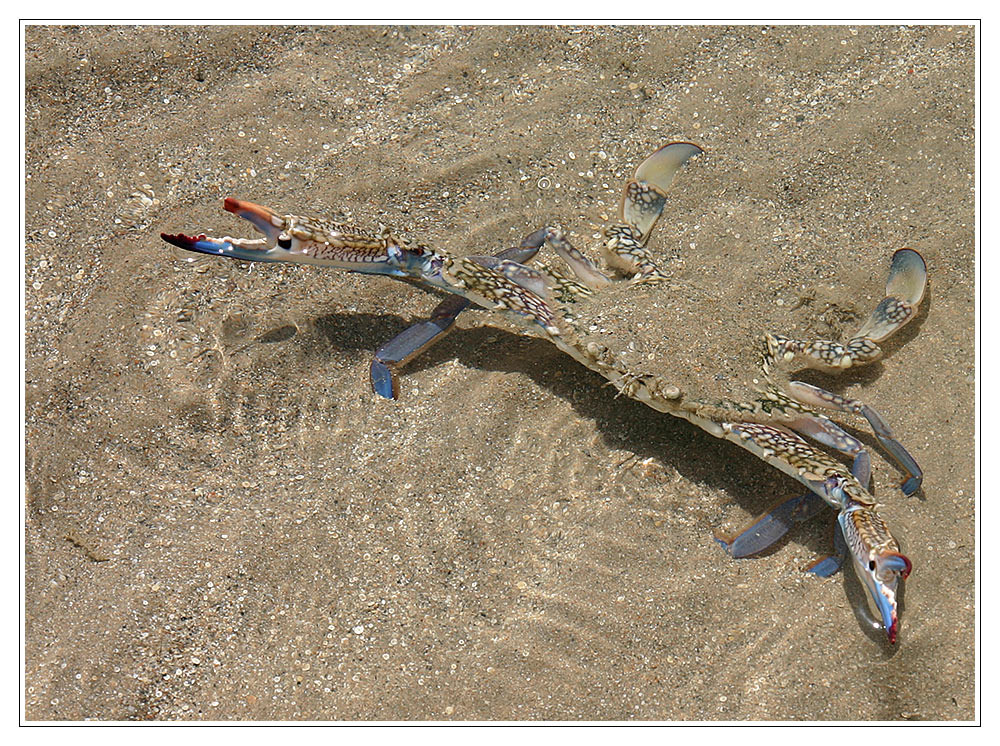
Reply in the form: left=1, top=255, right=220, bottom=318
left=162, top=142, right=926, bottom=644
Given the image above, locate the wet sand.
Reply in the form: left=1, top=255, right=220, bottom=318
left=24, top=25, right=975, bottom=720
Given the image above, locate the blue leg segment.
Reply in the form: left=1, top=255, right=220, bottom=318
left=715, top=491, right=828, bottom=559
left=370, top=295, right=470, bottom=399
left=369, top=239, right=543, bottom=400
left=789, top=380, right=922, bottom=495
left=804, top=521, right=848, bottom=577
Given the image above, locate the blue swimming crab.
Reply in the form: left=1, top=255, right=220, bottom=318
left=162, top=142, right=926, bottom=644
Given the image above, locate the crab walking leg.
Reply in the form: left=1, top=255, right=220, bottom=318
left=369, top=295, right=471, bottom=400
left=715, top=417, right=872, bottom=565
left=714, top=491, right=829, bottom=559
left=788, top=382, right=922, bottom=495
left=763, top=250, right=927, bottom=494
left=805, top=520, right=850, bottom=578
left=521, top=227, right=611, bottom=292
left=369, top=243, right=544, bottom=400
left=715, top=433, right=872, bottom=563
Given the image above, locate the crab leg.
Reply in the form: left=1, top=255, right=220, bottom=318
left=764, top=249, right=927, bottom=494
left=520, top=227, right=611, bottom=292
left=721, top=422, right=910, bottom=643
left=163, top=199, right=567, bottom=327
left=717, top=491, right=850, bottom=577
left=163, top=201, right=567, bottom=395
left=514, top=144, right=703, bottom=291
left=604, top=142, right=703, bottom=280
left=369, top=295, right=470, bottom=400
left=805, top=520, right=849, bottom=578
left=369, top=242, right=544, bottom=400
left=788, top=382, right=922, bottom=495
left=714, top=491, right=828, bottom=559
left=715, top=430, right=871, bottom=564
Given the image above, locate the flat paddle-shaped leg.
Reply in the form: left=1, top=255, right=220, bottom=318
left=715, top=491, right=828, bottom=558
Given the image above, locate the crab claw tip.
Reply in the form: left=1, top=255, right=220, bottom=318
left=223, top=197, right=245, bottom=213
left=222, top=198, right=282, bottom=239
left=885, top=551, right=912, bottom=579
left=160, top=232, right=202, bottom=250
left=886, top=615, right=901, bottom=644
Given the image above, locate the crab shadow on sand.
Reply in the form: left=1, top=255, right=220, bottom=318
left=301, top=292, right=929, bottom=652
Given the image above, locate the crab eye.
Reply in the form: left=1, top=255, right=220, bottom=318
left=277, top=235, right=292, bottom=249
left=869, top=560, right=877, bottom=571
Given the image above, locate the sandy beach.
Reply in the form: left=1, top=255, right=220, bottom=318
left=24, top=25, right=975, bottom=720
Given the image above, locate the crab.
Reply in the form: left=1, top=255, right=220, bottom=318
left=161, top=142, right=926, bottom=644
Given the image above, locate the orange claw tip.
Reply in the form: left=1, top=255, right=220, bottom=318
left=223, top=197, right=248, bottom=213
left=222, top=198, right=282, bottom=239
left=223, top=197, right=272, bottom=218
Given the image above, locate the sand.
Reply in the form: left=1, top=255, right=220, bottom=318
left=24, top=25, right=975, bottom=721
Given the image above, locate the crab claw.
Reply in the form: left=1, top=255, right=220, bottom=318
left=161, top=199, right=287, bottom=263
left=838, top=505, right=911, bottom=644
left=786, top=469, right=911, bottom=644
